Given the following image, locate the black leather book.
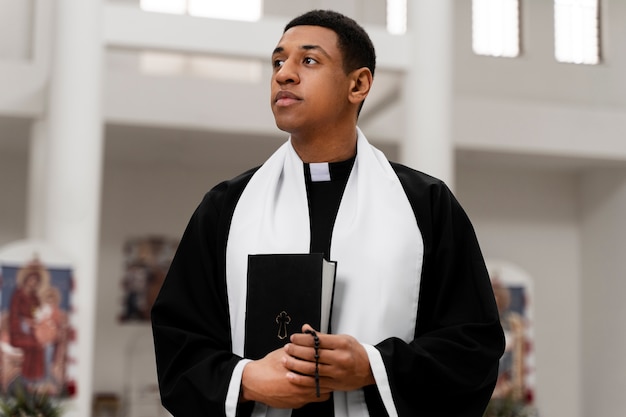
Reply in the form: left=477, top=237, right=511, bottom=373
left=244, top=253, right=337, bottom=360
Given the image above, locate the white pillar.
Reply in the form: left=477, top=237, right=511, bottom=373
left=44, top=0, right=104, bottom=415
left=401, top=0, right=455, bottom=189
left=581, top=169, right=626, bottom=417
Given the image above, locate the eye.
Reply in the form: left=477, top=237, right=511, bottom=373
left=303, top=57, right=318, bottom=65
left=272, top=58, right=285, bottom=68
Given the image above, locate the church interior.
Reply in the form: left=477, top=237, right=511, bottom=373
left=1, top=0, right=625, bottom=416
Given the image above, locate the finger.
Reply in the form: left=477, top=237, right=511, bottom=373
left=287, top=371, right=337, bottom=396
left=299, top=332, right=352, bottom=350
left=285, top=343, right=335, bottom=366
left=285, top=342, right=314, bottom=361
left=288, top=365, right=313, bottom=385
left=301, top=323, right=317, bottom=333
left=290, top=333, right=315, bottom=347
left=283, top=348, right=318, bottom=374
left=286, top=370, right=333, bottom=393
left=290, top=323, right=320, bottom=345
left=290, top=328, right=332, bottom=347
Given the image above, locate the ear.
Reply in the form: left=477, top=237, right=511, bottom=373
left=347, top=67, right=373, bottom=106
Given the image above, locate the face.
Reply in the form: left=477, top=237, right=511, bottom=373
left=270, top=25, right=354, bottom=135
left=24, top=273, right=41, bottom=292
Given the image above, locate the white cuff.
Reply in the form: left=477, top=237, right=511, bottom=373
left=225, top=358, right=252, bottom=417
left=362, top=343, right=398, bottom=417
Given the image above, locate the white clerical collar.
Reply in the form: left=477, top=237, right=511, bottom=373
left=309, top=162, right=331, bottom=182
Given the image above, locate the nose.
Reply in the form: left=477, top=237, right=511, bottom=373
left=274, top=59, right=299, bottom=85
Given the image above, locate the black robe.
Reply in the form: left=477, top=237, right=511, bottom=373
left=151, top=161, right=505, bottom=417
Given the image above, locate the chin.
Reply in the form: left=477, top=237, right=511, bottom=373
left=273, top=119, right=297, bottom=135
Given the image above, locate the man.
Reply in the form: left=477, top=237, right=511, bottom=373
left=152, top=9, right=504, bottom=417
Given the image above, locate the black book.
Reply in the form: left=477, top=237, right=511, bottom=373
left=244, top=253, right=337, bottom=360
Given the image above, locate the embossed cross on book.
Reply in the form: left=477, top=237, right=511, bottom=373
left=276, top=310, right=291, bottom=339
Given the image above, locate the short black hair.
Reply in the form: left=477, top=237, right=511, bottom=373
left=284, top=9, right=376, bottom=78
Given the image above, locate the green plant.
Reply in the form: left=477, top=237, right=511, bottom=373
left=0, top=386, right=62, bottom=417
left=484, top=395, right=539, bottom=417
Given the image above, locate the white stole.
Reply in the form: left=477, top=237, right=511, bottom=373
left=226, top=129, right=423, bottom=417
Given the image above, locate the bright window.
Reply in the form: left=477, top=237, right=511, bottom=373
left=554, top=0, right=600, bottom=64
left=138, top=0, right=263, bottom=80
left=140, top=0, right=262, bottom=21
left=140, top=0, right=186, bottom=15
left=387, top=0, right=407, bottom=35
left=188, top=0, right=261, bottom=22
left=472, top=0, right=520, bottom=58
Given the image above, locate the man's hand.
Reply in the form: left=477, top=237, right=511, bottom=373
left=240, top=347, right=331, bottom=408
left=283, top=324, right=376, bottom=392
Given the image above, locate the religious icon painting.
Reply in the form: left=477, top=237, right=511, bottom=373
left=119, top=236, right=178, bottom=323
left=485, top=259, right=537, bottom=415
left=0, top=240, right=77, bottom=399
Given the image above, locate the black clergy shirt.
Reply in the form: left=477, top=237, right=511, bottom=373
left=305, top=156, right=355, bottom=257
left=294, top=156, right=355, bottom=417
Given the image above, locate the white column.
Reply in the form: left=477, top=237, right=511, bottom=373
left=581, top=169, right=626, bottom=417
left=44, top=0, right=104, bottom=415
left=400, top=0, right=455, bottom=189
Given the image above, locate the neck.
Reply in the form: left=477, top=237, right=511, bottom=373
left=290, top=126, right=358, bottom=163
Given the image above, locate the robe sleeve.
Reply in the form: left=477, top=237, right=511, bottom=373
left=151, top=172, right=256, bottom=417
left=373, top=165, right=505, bottom=417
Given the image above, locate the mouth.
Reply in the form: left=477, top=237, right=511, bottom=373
left=274, top=91, right=301, bottom=107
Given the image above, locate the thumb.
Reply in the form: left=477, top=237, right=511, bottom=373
left=301, top=323, right=318, bottom=333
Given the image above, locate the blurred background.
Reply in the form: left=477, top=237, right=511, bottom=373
left=1, top=0, right=624, bottom=416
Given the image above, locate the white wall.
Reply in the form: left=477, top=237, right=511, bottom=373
left=0, top=118, right=28, bottom=247
left=580, top=169, right=626, bottom=417
left=93, top=126, right=281, bottom=398
left=457, top=162, right=582, bottom=417
left=94, top=158, right=214, bottom=411
left=0, top=153, right=27, bottom=245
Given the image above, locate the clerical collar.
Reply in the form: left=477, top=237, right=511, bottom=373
left=309, top=163, right=331, bottom=182
left=305, top=156, right=356, bottom=183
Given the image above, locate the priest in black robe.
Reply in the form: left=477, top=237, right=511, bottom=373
left=151, top=9, right=505, bottom=417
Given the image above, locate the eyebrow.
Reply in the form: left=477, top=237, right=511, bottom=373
left=272, top=44, right=332, bottom=59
